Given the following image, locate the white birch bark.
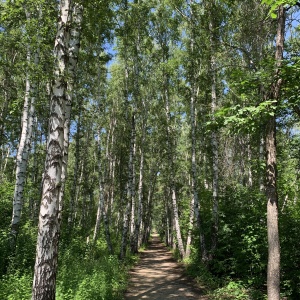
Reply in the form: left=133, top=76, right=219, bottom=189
left=59, top=1, right=83, bottom=225
left=259, top=134, right=265, bottom=192
left=68, top=115, right=81, bottom=227
left=129, top=117, right=136, bottom=237
left=247, top=136, right=253, bottom=187
left=165, top=83, right=185, bottom=258
left=93, top=130, right=113, bottom=253
left=132, top=144, right=144, bottom=253
left=120, top=113, right=136, bottom=259
left=32, top=1, right=82, bottom=298
left=93, top=131, right=104, bottom=242
left=142, top=165, right=158, bottom=245
left=11, top=46, right=38, bottom=245
left=186, top=0, right=207, bottom=260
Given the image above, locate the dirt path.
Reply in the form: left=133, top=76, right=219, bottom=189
left=124, top=234, right=209, bottom=300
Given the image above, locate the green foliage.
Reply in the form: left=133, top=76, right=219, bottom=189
left=56, top=237, right=129, bottom=300
left=0, top=180, right=14, bottom=228
left=186, top=258, right=220, bottom=291
left=280, top=204, right=300, bottom=298
left=262, top=0, right=299, bottom=18
left=211, top=281, right=255, bottom=300
left=210, top=187, right=267, bottom=285
left=0, top=271, right=32, bottom=300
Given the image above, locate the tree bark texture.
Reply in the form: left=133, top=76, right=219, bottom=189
left=164, top=80, right=185, bottom=258
left=265, top=5, right=285, bottom=300
left=11, top=48, right=37, bottom=246
left=32, top=1, right=82, bottom=299
left=209, top=2, right=219, bottom=257
left=120, top=113, right=136, bottom=259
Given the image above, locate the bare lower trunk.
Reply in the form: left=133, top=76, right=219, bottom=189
left=129, top=115, right=136, bottom=244
left=93, top=130, right=113, bottom=253
left=68, top=112, right=81, bottom=228
left=209, top=4, right=219, bottom=256
left=62, top=2, right=83, bottom=228
left=93, top=135, right=105, bottom=242
left=259, top=134, right=265, bottom=192
left=185, top=195, right=194, bottom=258
left=120, top=113, right=136, bottom=259
left=265, top=5, right=285, bottom=300
left=164, top=80, right=185, bottom=258
left=132, top=145, right=144, bottom=253
left=266, top=117, right=280, bottom=300
left=11, top=45, right=38, bottom=247
left=120, top=200, right=131, bottom=259
left=32, top=2, right=82, bottom=299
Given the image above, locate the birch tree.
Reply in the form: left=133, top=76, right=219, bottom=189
left=10, top=3, right=41, bottom=247
left=32, top=1, right=83, bottom=298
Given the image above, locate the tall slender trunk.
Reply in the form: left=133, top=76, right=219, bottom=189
left=186, top=0, right=207, bottom=260
left=68, top=114, right=81, bottom=228
left=0, top=65, right=14, bottom=149
left=59, top=2, right=83, bottom=226
left=11, top=46, right=38, bottom=247
left=93, top=144, right=104, bottom=242
left=259, top=133, right=265, bottom=192
left=164, top=81, right=185, bottom=258
left=129, top=115, right=136, bottom=237
left=120, top=113, right=136, bottom=259
left=143, top=165, right=157, bottom=245
left=93, top=130, right=113, bottom=253
left=265, top=5, right=285, bottom=300
left=209, top=3, right=219, bottom=256
left=1, top=145, right=10, bottom=180
left=106, top=115, right=116, bottom=223
left=247, top=135, right=253, bottom=187
left=132, top=143, right=144, bottom=253
left=32, top=2, right=82, bottom=298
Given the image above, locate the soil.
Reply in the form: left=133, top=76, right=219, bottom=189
left=124, top=234, right=209, bottom=300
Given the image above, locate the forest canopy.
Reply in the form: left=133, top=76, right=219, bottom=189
left=0, top=0, right=300, bottom=299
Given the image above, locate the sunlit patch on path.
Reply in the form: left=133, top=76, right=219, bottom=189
left=124, top=234, right=208, bottom=300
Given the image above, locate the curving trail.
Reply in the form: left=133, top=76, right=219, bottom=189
left=124, top=234, right=209, bottom=300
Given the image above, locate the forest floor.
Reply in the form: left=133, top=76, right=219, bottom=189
left=124, top=234, right=209, bottom=300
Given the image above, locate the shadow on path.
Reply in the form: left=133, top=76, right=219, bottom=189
left=124, top=234, right=209, bottom=300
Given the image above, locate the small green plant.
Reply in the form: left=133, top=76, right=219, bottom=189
left=211, top=281, right=249, bottom=300
left=0, top=271, right=32, bottom=300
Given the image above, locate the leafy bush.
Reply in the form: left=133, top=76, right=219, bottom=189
left=56, top=237, right=128, bottom=300
left=0, top=271, right=32, bottom=300
left=211, top=281, right=249, bottom=300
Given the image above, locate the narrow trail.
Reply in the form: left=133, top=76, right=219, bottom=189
left=124, top=234, right=209, bottom=300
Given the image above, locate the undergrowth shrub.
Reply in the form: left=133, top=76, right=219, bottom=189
left=56, top=236, right=129, bottom=300
left=0, top=271, right=32, bottom=300
left=210, top=281, right=249, bottom=300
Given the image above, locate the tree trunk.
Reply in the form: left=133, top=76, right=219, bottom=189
left=165, top=84, right=185, bottom=258
left=132, top=144, right=144, bottom=253
left=32, top=1, right=82, bottom=298
left=120, top=113, right=136, bottom=259
left=129, top=114, right=136, bottom=244
left=265, top=5, right=285, bottom=300
left=68, top=110, right=81, bottom=228
left=93, top=132, right=104, bottom=242
left=93, top=130, right=113, bottom=253
left=11, top=47, right=36, bottom=247
left=209, top=2, right=219, bottom=257
left=186, top=0, right=207, bottom=260
left=60, top=2, right=83, bottom=228
left=266, top=117, right=280, bottom=300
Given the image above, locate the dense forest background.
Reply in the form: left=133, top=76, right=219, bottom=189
left=0, top=0, right=300, bottom=299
